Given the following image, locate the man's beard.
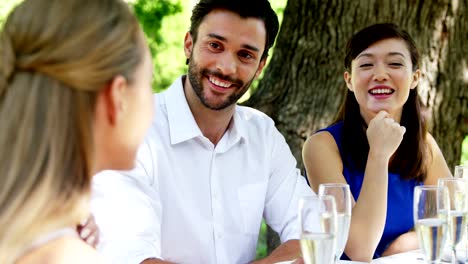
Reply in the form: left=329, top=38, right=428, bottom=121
left=187, top=57, right=256, bottom=111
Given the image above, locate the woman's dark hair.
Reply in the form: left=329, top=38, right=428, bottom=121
left=335, top=23, right=429, bottom=182
left=189, top=0, right=279, bottom=61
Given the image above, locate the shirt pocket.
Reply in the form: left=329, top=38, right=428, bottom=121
left=237, top=183, right=266, bottom=235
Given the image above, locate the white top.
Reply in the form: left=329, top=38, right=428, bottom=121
left=91, top=76, right=314, bottom=264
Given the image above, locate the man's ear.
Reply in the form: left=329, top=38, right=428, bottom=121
left=184, top=32, right=193, bottom=60
left=410, top=69, right=421, bottom=90
left=344, top=71, right=353, bottom=91
left=99, top=75, right=127, bottom=126
left=254, top=58, right=267, bottom=79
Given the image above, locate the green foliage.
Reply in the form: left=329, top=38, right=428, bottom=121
left=256, top=220, right=268, bottom=259
left=131, top=0, right=184, bottom=91
left=462, top=137, right=468, bottom=165
left=0, top=0, right=21, bottom=26
left=133, top=0, right=181, bottom=50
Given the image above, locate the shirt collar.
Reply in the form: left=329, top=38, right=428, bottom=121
left=165, top=76, right=248, bottom=146
left=165, top=76, right=203, bottom=145
left=230, top=108, right=248, bottom=145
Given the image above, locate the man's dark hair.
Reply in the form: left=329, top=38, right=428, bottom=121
left=189, top=0, right=279, bottom=60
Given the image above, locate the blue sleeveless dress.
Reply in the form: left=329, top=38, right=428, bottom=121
left=318, top=121, right=420, bottom=259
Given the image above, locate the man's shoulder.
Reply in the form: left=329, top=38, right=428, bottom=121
left=235, top=105, right=274, bottom=126
left=235, top=105, right=279, bottom=140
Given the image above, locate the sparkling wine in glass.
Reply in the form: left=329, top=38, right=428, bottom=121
left=299, top=195, right=337, bottom=264
left=414, top=185, right=449, bottom=263
left=438, top=178, right=468, bottom=264
left=454, top=165, right=468, bottom=179
left=318, top=183, right=352, bottom=263
left=453, top=165, right=468, bottom=263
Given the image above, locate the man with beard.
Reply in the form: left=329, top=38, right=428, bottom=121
left=91, top=0, right=313, bottom=263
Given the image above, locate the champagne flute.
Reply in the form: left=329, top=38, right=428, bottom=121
left=318, top=183, right=352, bottom=263
left=438, top=178, right=468, bottom=264
left=453, top=166, right=468, bottom=263
left=299, top=195, right=337, bottom=264
left=414, top=185, right=449, bottom=263
left=454, top=165, right=468, bottom=179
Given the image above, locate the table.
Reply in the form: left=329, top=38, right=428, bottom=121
left=281, top=249, right=465, bottom=263
left=369, top=250, right=425, bottom=263
left=339, top=249, right=465, bottom=263
left=278, top=251, right=427, bottom=263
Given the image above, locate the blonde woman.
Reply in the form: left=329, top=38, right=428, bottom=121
left=0, top=0, right=154, bottom=263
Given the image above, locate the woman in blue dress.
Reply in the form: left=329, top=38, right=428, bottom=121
left=302, top=23, right=451, bottom=262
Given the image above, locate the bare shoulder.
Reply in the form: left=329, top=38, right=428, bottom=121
left=425, top=132, right=438, bottom=148
left=49, top=237, right=105, bottom=264
left=424, top=132, right=451, bottom=185
left=303, top=130, right=339, bottom=154
left=19, top=237, right=105, bottom=264
left=425, top=132, right=446, bottom=160
left=303, top=130, right=345, bottom=191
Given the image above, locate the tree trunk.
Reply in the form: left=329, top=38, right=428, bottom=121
left=429, top=0, right=468, bottom=167
left=245, top=0, right=468, bottom=253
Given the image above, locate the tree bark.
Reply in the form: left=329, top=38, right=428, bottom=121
left=246, top=0, right=468, bottom=253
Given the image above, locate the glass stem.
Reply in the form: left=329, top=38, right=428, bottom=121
left=452, top=246, right=458, bottom=264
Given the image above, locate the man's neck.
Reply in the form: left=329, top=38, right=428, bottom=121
left=183, top=76, right=235, bottom=146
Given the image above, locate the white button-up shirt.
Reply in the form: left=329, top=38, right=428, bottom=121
left=91, top=76, right=314, bottom=264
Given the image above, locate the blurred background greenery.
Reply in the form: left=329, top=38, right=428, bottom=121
left=1, top=0, right=467, bottom=260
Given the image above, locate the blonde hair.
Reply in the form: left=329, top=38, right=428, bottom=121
left=0, top=0, right=143, bottom=262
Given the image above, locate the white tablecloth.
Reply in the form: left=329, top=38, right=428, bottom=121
left=370, top=250, right=425, bottom=263
left=278, top=251, right=427, bottom=263
left=371, top=249, right=467, bottom=263
left=278, top=249, right=468, bottom=263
